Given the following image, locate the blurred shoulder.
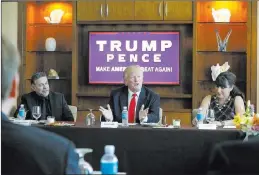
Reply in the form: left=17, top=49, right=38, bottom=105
left=2, top=120, right=71, bottom=148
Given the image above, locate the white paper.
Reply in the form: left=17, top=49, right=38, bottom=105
left=198, top=124, right=217, bottom=130
left=101, top=122, right=118, bottom=128
left=223, top=125, right=236, bottom=129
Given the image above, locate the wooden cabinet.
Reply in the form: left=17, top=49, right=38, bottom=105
left=77, top=0, right=193, bottom=21
left=77, top=0, right=105, bottom=21
left=77, top=0, right=134, bottom=21
left=135, top=0, right=163, bottom=20
left=164, top=1, right=192, bottom=21
left=105, top=0, right=134, bottom=20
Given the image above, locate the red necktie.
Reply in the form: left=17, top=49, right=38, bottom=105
left=128, top=94, right=137, bottom=123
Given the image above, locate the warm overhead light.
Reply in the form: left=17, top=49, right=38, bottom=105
left=212, top=8, right=231, bottom=22
left=44, top=9, right=64, bottom=24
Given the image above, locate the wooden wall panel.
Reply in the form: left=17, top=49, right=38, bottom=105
left=197, top=1, right=248, bottom=22
left=196, top=52, right=246, bottom=81
left=197, top=23, right=247, bottom=52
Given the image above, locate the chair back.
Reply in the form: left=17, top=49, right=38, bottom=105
left=158, top=108, right=163, bottom=124
left=68, top=105, right=77, bottom=122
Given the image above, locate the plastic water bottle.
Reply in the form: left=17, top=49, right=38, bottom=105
left=196, top=108, right=204, bottom=124
left=101, top=145, right=118, bottom=175
left=18, top=104, right=25, bottom=120
left=121, top=106, right=128, bottom=127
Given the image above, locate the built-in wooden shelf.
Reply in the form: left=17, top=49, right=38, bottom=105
left=26, top=77, right=70, bottom=80
left=27, top=23, right=72, bottom=27
left=197, top=51, right=246, bottom=54
left=76, top=93, right=192, bottom=99
left=26, top=51, right=72, bottom=53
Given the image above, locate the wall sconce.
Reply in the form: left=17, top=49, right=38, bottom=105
left=212, top=8, right=231, bottom=22
left=44, top=9, right=64, bottom=24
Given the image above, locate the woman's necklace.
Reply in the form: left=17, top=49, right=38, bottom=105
left=214, top=96, right=231, bottom=111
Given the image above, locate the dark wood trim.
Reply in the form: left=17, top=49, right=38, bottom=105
left=246, top=2, right=252, bottom=102
left=192, top=2, right=197, bottom=109
left=77, top=20, right=193, bottom=25
left=17, top=2, right=26, bottom=104
left=76, top=93, right=192, bottom=99
left=251, top=1, right=257, bottom=108
left=72, top=1, right=78, bottom=106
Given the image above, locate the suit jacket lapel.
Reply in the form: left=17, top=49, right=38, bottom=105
left=48, top=92, right=55, bottom=117
left=119, top=87, right=128, bottom=112
left=136, top=87, right=146, bottom=120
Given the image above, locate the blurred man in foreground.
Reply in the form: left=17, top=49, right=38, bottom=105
left=1, top=36, right=80, bottom=175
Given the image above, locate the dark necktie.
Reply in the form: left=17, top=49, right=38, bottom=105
left=42, top=98, right=46, bottom=120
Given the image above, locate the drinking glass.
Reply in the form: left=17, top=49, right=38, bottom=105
left=75, top=148, right=93, bottom=174
left=86, top=109, right=95, bottom=126
left=32, top=106, right=41, bottom=121
left=206, top=109, right=215, bottom=123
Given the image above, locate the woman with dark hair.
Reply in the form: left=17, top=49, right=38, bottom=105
left=193, top=62, right=245, bottom=126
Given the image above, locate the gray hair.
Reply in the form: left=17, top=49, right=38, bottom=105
left=31, top=72, right=47, bottom=84
left=1, top=36, right=20, bottom=100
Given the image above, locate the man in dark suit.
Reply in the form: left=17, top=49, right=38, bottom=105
left=207, top=137, right=259, bottom=175
left=99, top=65, right=160, bottom=123
left=15, top=72, right=74, bottom=121
left=1, top=36, right=80, bottom=174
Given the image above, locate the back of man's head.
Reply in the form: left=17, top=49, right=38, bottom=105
left=1, top=36, right=20, bottom=101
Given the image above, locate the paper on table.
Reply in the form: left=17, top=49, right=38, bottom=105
left=198, top=124, right=217, bottom=130
left=223, top=125, right=236, bottom=129
left=118, top=123, right=137, bottom=126
left=101, top=122, right=118, bottom=128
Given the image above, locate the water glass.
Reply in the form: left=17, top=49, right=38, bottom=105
left=206, top=109, right=215, bottom=123
left=172, top=119, right=181, bottom=128
left=86, top=109, right=96, bottom=126
left=32, top=106, right=41, bottom=121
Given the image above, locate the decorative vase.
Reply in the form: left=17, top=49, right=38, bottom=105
left=45, top=37, right=56, bottom=51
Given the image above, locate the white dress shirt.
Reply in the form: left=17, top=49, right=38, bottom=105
left=128, top=89, right=148, bottom=123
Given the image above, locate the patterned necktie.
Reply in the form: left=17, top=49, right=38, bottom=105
left=128, top=94, right=137, bottom=123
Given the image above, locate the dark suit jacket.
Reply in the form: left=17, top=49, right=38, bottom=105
left=207, top=137, right=259, bottom=175
left=1, top=112, right=80, bottom=175
left=102, top=86, right=160, bottom=123
left=15, top=91, right=74, bottom=121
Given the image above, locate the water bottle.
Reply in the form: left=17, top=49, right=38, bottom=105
left=18, top=104, right=25, bottom=120
left=121, top=106, right=128, bottom=127
left=101, top=145, right=118, bottom=175
left=196, top=108, right=204, bottom=124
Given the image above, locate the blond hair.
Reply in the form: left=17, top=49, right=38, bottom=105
left=123, top=65, right=143, bottom=80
